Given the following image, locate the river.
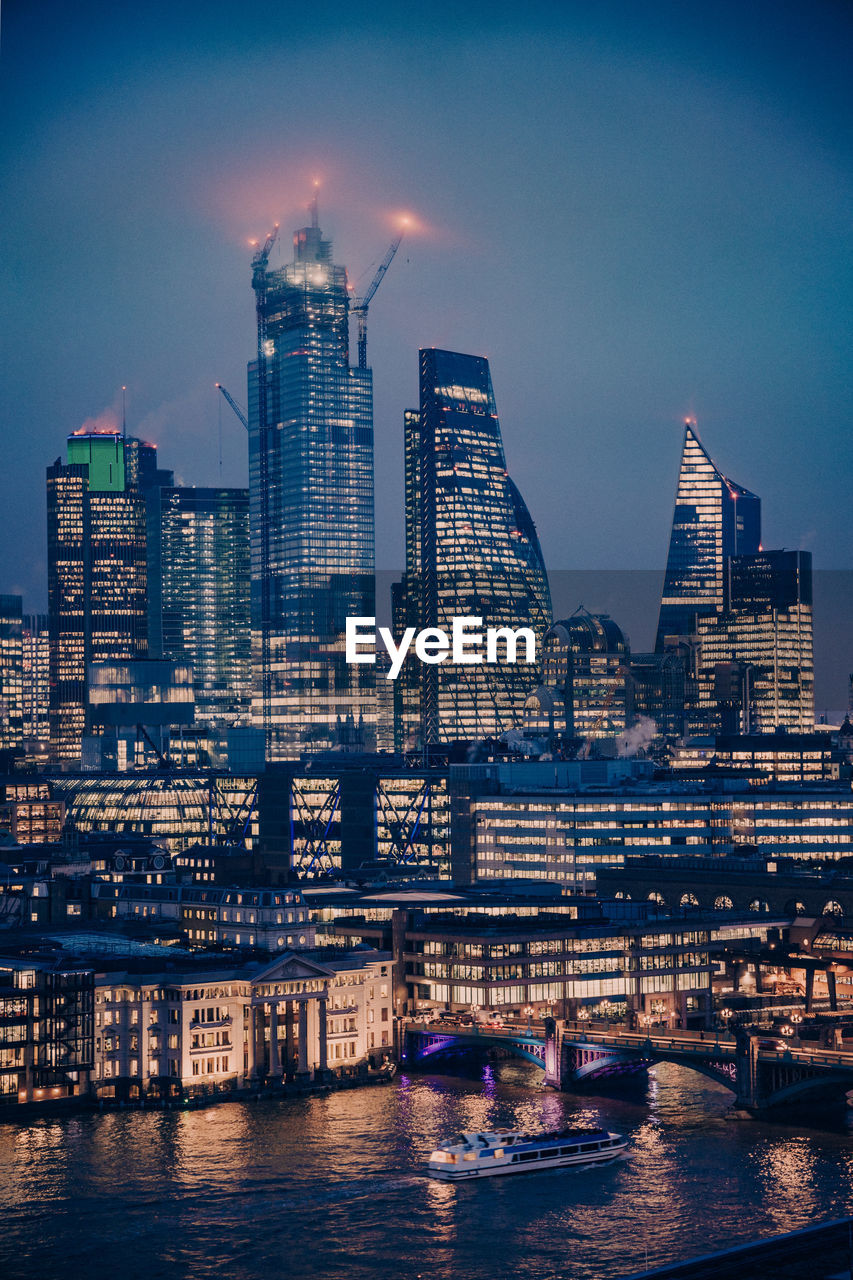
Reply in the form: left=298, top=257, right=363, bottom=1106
left=3, top=1060, right=853, bottom=1280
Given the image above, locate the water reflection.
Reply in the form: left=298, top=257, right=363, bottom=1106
left=2, top=1063, right=853, bottom=1280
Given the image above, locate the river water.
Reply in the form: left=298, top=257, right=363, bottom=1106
left=3, top=1060, right=853, bottom=1280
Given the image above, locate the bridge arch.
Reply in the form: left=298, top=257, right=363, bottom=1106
left=714, top=895, right=734, bottom=911
left=823, top=900, right=844, bottom=918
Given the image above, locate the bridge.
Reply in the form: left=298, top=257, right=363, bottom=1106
left=403, top=1018, right=853, bottom=1116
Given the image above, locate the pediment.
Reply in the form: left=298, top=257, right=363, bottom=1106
left=252, top=951, right=335, bottom=986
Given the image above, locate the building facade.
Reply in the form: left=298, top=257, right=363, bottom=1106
left=525, top=610, right=630, bottom=745
left=395, top=349, right=551, bottom=746
left=656, top=422, right=760, bottom=651
left=46, top=431, right=148, bottom=763
left=248, top=201, right=375, bottom=759
left=0, top=595, right=23, bottom=753
left=147, top=486, right=251, bottom=748
left=694, top=550, right=814, bottom=733
left=91, top=950, right=393, bottom=1101
left=22, top=613, right=49, bottom=755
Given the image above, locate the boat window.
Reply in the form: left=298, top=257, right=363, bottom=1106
left=464, top=1153, right=477, bottom=1162
left=562, top=1146, right=578, bottom=1155
left=493, top=1148, right=504, bottom=1158
left=518, top=1151, right=539, bottom=1162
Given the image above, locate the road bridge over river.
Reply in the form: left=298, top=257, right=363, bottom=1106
left=403, top=1018, right=853, bottom=1116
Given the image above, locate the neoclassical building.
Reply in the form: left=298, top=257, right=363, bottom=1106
left=92, top=949, right=393, bottom=1102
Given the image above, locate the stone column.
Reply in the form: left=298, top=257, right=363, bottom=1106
left=318, top=999, right=328, bottom=1075
left=268, top=1003, right=282, bottom=1079
left=245, top=1005, right=256, bottom=1081
left=297, top=1001, right=309, bottom=1076
left=254, top=1003, right=267, bottom=1077
left=285, top=1002, right=295, bottom=1081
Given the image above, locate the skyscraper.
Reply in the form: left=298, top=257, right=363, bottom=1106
left=0, top=595, right=23, bottom=753
left=248, top=199, right=374, bottom=759
left=47, top=431, right=148, bottom=763
left=525, top=610, right=630, bottom=744
left=22, top=613, right=50, bottom=749
left=656, top=422, right=760, bottom=651
left=396, top=349, right=551, bottom=745
left=694, top=549, right=814, bottom=733
left=147, top=486, right=251, bottom=745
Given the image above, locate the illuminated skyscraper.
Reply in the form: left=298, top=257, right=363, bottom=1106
left=397, top=349, right=551, bottom=745
left=22, top=613, right=49, bottom=748
left=47, top=431, right=148, bottom=763
left=694, top=549, right=814, bottom=733
left=656, top=423, right=760, bottom=651
left=525, top=610, right=630, bottom=744
left=147, top=486, right=251, bottom=744
left=0, top=595, right=23, bottom=752
left=249, top=200, right=374, bottom=759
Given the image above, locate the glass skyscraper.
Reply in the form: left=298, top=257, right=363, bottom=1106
left=248, top=202, right=374, bottom=759
left=396, top=348, right=551, bottom=745
left=694, top=549, right=814, bottom=733
left=147, top=486, right=251, bottom=744
left=0, top=595, right=23, bottom=752
left=656, top=422, right=760, bottom=651
left=46, top=431, right=148, bottom=763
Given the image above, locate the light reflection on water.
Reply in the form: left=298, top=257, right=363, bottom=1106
left=1, top=1060, right=853, bottom=1280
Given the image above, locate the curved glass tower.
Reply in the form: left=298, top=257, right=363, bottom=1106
left=396, top=349, right=551, bottom=745
left=656, top=422, right=760, bottom=651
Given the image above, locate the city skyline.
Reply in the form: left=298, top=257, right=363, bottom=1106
left=1, top=4, right=851, bottom=636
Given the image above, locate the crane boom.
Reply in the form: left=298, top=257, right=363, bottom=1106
left=352, top=229, right=405, bottom=370
left=216, top=383, right=249, bottom=431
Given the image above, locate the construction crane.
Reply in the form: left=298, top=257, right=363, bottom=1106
left=215, top=384, right=249, bottom=430
left=250, top=223, right=280, bottom=745
left=351, top=226, right=405, bottom=370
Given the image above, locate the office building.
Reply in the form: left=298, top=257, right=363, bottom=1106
left=396, top=349, right=551, bottom=746
left=248, top=198, right=374, bottom=759
left=0, top=595, right=23, bottom=753
left=695, top=550, right=814, bottom=733
left=22, top=613, right=49, bottom=752
left=46, top=430, right=148, bottom=763
left=656, top=422, right=760, bottom=651
left=525, top=610, right=630, bottom=745
left=147, top=486, right=251, bottom=745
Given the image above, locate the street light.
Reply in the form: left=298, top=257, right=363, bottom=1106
left=790, top=1011, right=803, bottom=1026
left=524, top=1005, right=534, bottom=1035
left=719, top=1008, right=733, bottom=1034
left=577, top=1007, right=589, bottom=1022
left=781, top=1024, right=794, bottom=1038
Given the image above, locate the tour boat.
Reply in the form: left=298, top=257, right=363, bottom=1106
left=426, top=1126, right=627, bottom=1181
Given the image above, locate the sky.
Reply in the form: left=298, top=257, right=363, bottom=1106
left=1, top=0, right=851, bottom=705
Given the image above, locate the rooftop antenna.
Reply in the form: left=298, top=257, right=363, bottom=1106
left=310, top=181, right=320, bottom=229
left=122, top=386, right=127, bottom=440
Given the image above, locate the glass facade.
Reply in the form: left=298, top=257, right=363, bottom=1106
left=0, top=595, right=23, bottom=752
left=22, top=613, right=49, bottom=747
left=528, top=611, right=630, bottom=742
left=248, top=207, right=374, bottom=760
left=147, top=487, right=251, bottom=744
left=396, top=349, right=551, bottom=745
left=694, top=549, right=814, bottom=732
left=47, top=433, right=148, bottom=763
left=656, top=423, right=760, bottom=650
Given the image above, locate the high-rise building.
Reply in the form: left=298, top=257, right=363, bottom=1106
left=525, top=610, right=630, bottom=744
left=147, top=487, right=251, bottom=746
left=694, top=549, right=814, bottom=733
left=396, top=349, right=551, bottom=745
left=22, top=613, right=50, bottom=749
left=248, top=200, right=374, bottom=759
left=47, top=431, right=148, bottom=763
left=0, top=595, right=23, bottom=753
left=656, top=422, right=760, bottom=651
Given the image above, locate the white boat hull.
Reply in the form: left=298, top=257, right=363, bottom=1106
left=427, top=1139, right=627, bottom=1181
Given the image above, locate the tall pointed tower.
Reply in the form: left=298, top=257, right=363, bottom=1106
left=656, top=421, right=760, bottom=651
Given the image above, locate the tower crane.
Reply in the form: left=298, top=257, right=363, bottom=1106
left=215, top=384, right=249, bottom=430
left=351, top=227, right=405, bottom=370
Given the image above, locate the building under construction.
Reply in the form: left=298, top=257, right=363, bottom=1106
left=248, top=195, right=401, bottom=760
